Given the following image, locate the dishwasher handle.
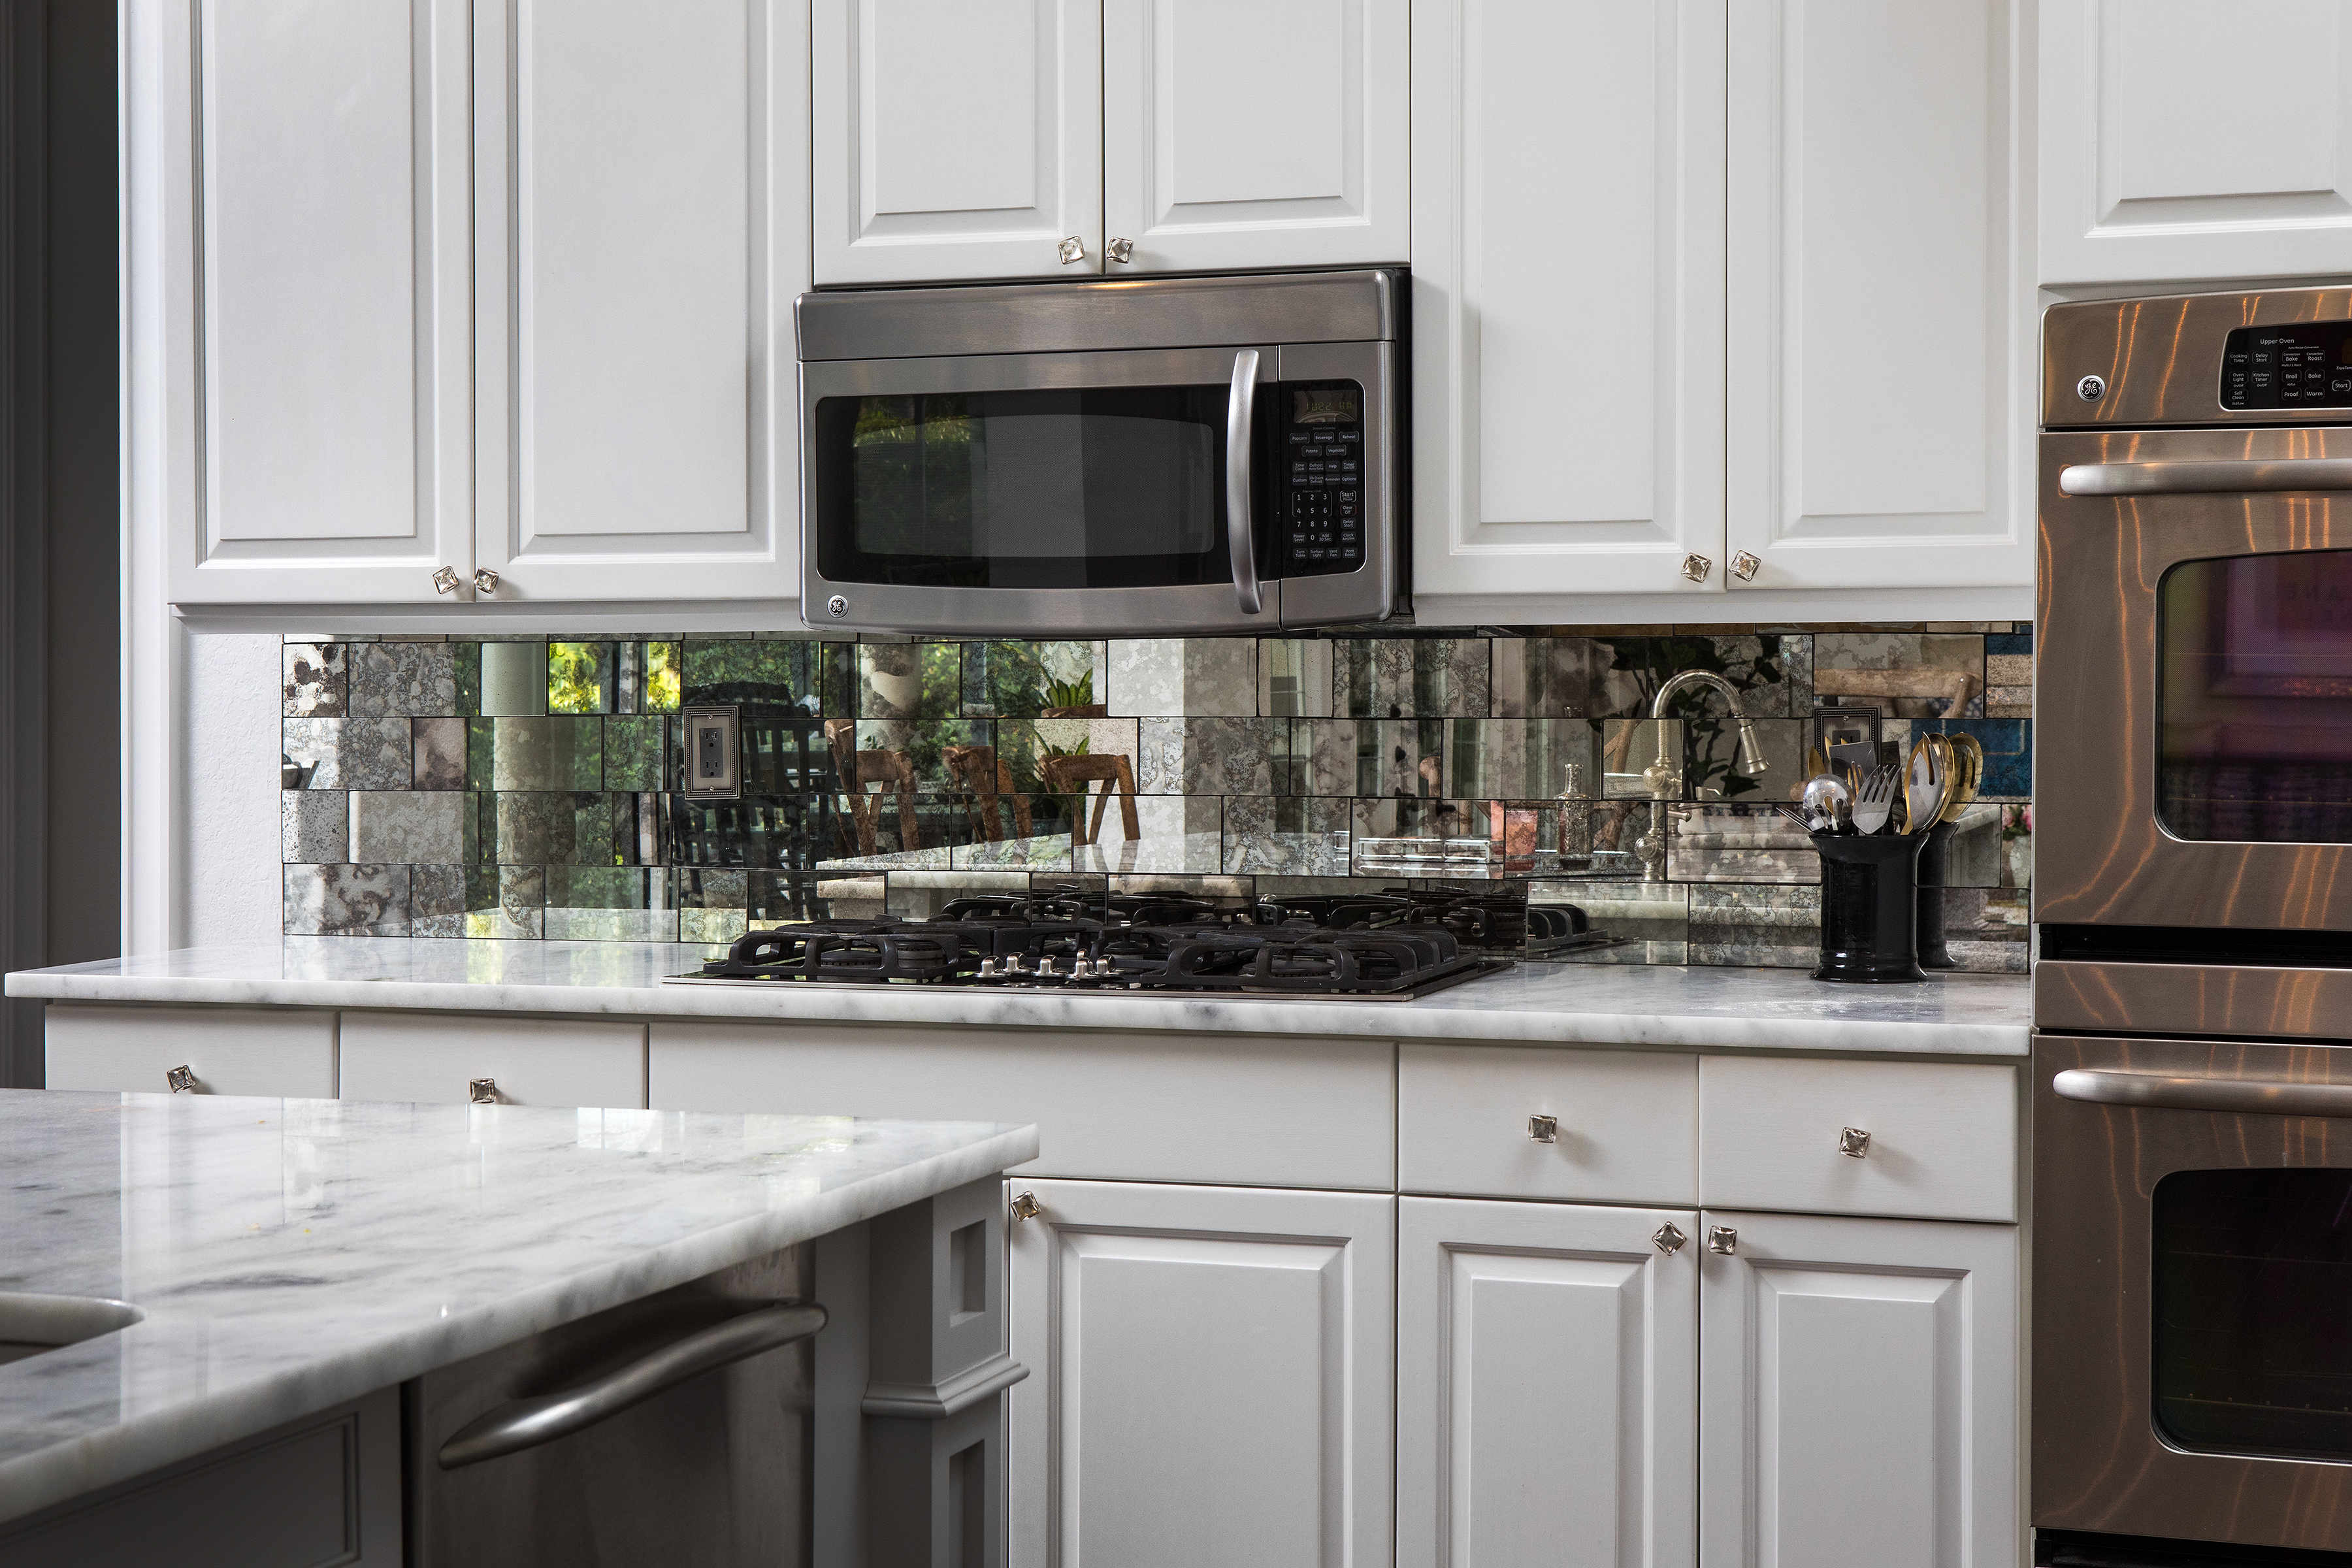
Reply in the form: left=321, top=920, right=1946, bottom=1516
left=2053, top=1068, right=2352, bottom=1119
left=2058, top=459, right=2352, bottom=497
left=437, top=1299, right=827, bottom=1469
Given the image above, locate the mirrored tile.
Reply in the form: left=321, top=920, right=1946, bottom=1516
left=549, top=642, right=618, bottom=713
left=1912, top=718, right=2030, bottom=799
left=840, top=642, right=961, bottom=719
left=284, top=717, right=412, bottom=792
left=1535, top=879, right=1687, bottom=964
left=283, top=644, right=347, bottom=717
left=849, top=719, right=996, bottom=792
left=1336, top=636, right=1490, bottom=718
left=412, top=717, right=467, bottom=791
left=1135, top=717, right=1284, bottom=795
left=280, top=791, right=347, bottom=864
left=409, top=864, right=469, bottom=938
left=1938, top=802, right=2003, bottom=888
left=351, top=791, right=470, bottom=866
left=1258, top=638, right=1335, bottom=717
left=350, top=642, right=463, bottom=717
left=1107, top=638, right=1257, bottom=717
left=1072, top=796, right=1222, bottom=874
left=284, top=864, right=410, bottom=937
left=685, top=639, right=825, bottom=710
left=1688, top=883, right=1820, bottom=967
left=545, top=865, right=678, bottom=942
left=483, top=716, right=602, bottom=792
left=602, top=715, right=666, bottom=793
left=2000, top=806, right=2032, bottom=888
left=960, top=640, right=1104, bottom=717
left=1490, top=637, right=1591, bottom=718
left=490, top=792, right=588, bottom=866
left=1221, top=795, right=1354, bottom=875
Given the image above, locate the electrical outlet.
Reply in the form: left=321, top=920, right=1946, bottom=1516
left=680, top=706, right=742, bottom=800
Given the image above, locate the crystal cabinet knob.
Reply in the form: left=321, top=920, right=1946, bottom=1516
left=1528, top=1114, right=1558, bottom=1143
left=1707, top=1225, right=1738, bottom=1256
left=1652, top=1222, right=1687, bottom=1255
left=431, top=566, right=463, bottom=595
left=1057, top=236, right=1086, bottom=265
left=1839, top=1126, right=1872, bottom=1158
left=1010, top=1190, right=1042, bottom=1222
left=1107, top=237, right=1135, bottom=264
left=472, top=568, right=500, bottom=596
left=468, top=1077, right=498, bottom=1105
left=1680, top=553, right=1712, bottom=583
left=1731, top=551, right=1761, bottom=581
left=165, top=1065, right=198, bottom=1093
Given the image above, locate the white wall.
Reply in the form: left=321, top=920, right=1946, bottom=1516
left=180, top=633, right=280, bottom=946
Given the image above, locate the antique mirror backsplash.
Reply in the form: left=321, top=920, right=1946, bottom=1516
left=276, top=624, right=2033, bottom=971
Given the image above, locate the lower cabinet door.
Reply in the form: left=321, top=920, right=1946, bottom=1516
left=1397, top=1196, right=1698, bottom=1568
left=1698, top=1210, right=2018, bottom=1568
left=1006, top=1179, right=1394, bottom=1568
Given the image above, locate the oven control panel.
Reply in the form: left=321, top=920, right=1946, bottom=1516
left=2221, top=323, right=2352, bottom=410
left=1280, top=382, right=1365, bottom=578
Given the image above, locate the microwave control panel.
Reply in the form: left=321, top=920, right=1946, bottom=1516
left=1280, top=382, right=1365, bottom=577
left=2221, top=323, right=2352, bottom=410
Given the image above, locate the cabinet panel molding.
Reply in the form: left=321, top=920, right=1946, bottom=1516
left=1724, top=0, right=2034, bottom=593
left=1699, top=1209, right=2017, bottom=1568
left=1102, top=0, right=1408, bottom=272
left=812, top=0, right=1103, bottom=284
left=1397, top=1196, right=1697, bottom=1568
left=1008, top=1179, right=1394, bottom=1568
left=2042, top=0, right=2352, bottom=284
left=1411, top=0, right=1728, bottom=598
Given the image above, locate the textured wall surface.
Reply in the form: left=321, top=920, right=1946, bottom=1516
left=272, top=623, right=2035, bottom=971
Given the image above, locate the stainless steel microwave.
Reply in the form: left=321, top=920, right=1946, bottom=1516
left=794, top=269, right=1404, bottom=636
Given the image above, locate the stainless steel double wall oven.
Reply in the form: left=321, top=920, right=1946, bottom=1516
left=2037, top=287, right=2352, bottom=1563
left=795, top=269, right=1405, bottom=637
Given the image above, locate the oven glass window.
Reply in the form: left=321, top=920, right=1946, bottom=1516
left=813, top=387, right=1233, bottom=590
left=2160, top=551, right=2352, bottom=841
left=2153, top=1168, right=2352, bottom=1460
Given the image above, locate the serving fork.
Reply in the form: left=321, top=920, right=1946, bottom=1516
left=1851, top=765, right=1899, bottom=835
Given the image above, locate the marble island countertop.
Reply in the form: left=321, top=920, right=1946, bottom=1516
left=0, top=1088, right=1036, bottom=1526
left=8, top=938, right=2032, bottom=1056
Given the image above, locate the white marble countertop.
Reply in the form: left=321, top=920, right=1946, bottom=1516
left=0, top=1088, right=1036, bottom=1526
left=8, top=938, right=2032, bottom=1056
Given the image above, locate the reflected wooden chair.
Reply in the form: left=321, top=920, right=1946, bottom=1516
left=1039, top=753, right=1141, bottom=846
left=941, top=745, right=1032, bottom=843
left=824, top=719, right=920, bottom=857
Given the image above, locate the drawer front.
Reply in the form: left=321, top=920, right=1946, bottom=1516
left=44, top=1004, right=337, bottom=1098
left=337, top=1013, right=647, bottom=1108
left=1398, top=1043, right=1697, bottom=1204
left=648, top=1021, right=1396, bottom=1189
left=1697, top=1056, right=2018, bottom=1222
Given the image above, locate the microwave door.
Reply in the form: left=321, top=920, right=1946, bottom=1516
left=800, top=346, right=1282, bottom=637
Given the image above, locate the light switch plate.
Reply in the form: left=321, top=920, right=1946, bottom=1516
left=681, top=705, right=742, bottom=800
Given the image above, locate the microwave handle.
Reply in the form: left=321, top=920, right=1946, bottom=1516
left=2059, top=459, right=2352, bottom=497
left=1228, top=348, right=1263, bottom=616
left=2053, top=1066, right=2352, bottom=1119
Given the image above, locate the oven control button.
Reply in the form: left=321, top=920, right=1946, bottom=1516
left=2076, top=374, right=2106, bottom=401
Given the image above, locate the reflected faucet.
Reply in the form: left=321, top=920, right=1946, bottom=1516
left=1635, top=670, right=1769, bottom=882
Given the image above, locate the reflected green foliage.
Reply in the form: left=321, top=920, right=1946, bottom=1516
left=548, top=643, right=614, bottom=715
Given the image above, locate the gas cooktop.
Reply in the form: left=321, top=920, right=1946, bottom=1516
left=664, top=885, right=1612, bottom=1000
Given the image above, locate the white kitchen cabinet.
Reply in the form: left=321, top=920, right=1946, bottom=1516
left=470, top=0, right=809, bottom=605
left=1396, top=1196, right=1697, bottom=1568
left=1007, top=1178, right=1394, bottom=1568
left=1397, top=1043, right=1698, bottom=1205
left=336, top=1013, right=647, bottom=1108
left=157, top=0, right=475, bottom=606
left=811, top=0, right=1104, bottom=285
left=148, top=0, right=811, bottom=614
left=2041, top=0, right=2352, bottom=285
left=1699, top=1209, right=2017, bottom=1568
left=1410, top=0, right=1729, bottom=605
left=1100, top=0, right=1409, bottom=274
left=44, top=1004, right=338, bottom=1099
left=1722, top=0, right=2036, bottom=596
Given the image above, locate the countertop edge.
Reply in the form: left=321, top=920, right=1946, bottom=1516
left=6, top=972, right=2031, bottom=1057
left=0, top=1122, right=1039, bottom=1531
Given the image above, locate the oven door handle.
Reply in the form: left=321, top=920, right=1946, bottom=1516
left=2058, top=458, right=2352, bottom=497
left=1227, top=348, right=1264, bottom=617
left=2053, top=1067, right=2352, bottom=1118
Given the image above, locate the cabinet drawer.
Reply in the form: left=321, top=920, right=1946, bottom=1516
left=649, top=1021, right=1394, bottom=1189
left=337, top=1013, right=646, bottom=1109
left=44, top=1005, right=337, bottom=1098
left=1697, top=1057, right=2017, bottom=1222
left=1398, top=1044, right=1697, bottom=1204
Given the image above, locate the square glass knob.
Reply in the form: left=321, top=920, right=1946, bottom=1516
left=1838, top=1126, right=1871, bottom=1158
left=1527, top=1114, right=1558, bottom=1143
left=165, top=1065, right=197, bottom=1093
left=468, top=1077, right=498, bottom=1105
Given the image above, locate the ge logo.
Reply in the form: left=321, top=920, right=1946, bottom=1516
left=826, top=595, right=849, bottom=619
left=2076, top=374, right=2106, bottom=402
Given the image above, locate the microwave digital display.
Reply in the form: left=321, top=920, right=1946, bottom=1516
left=1291, top=388, right=1359, bottom=425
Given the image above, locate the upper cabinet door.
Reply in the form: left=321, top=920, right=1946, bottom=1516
left=163, top=0, right=474, bottom=606
left=1410, top=1, right=1729, bottom=612
left=1101, top=0, right=1409, bottom=274
left=1723, top=0, right=2034, bottom=595
left=472, top=0, right=809, bottom=607
left=2042, top=0, right=2352, bottom=285
left=812, top=0, right=1104, bottom=284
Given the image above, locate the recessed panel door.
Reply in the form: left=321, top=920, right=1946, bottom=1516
left=473, top=0, right=808, bottom=606
left=169, top=0, right=474, bottom=605
left=813, top=0, right=1104, bottom=284
left=1101, top=0, right=1409, bottom=274
left=1007, top=1178, right=1394, bottom=1568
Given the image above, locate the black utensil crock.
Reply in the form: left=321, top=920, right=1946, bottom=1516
left=1916, top=818, right=1956, bottom=969
left=1812, top=830, right=1927, bottom=983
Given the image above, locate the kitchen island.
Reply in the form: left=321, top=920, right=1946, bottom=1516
left=0, top=1088, right=1036, bottom=1566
